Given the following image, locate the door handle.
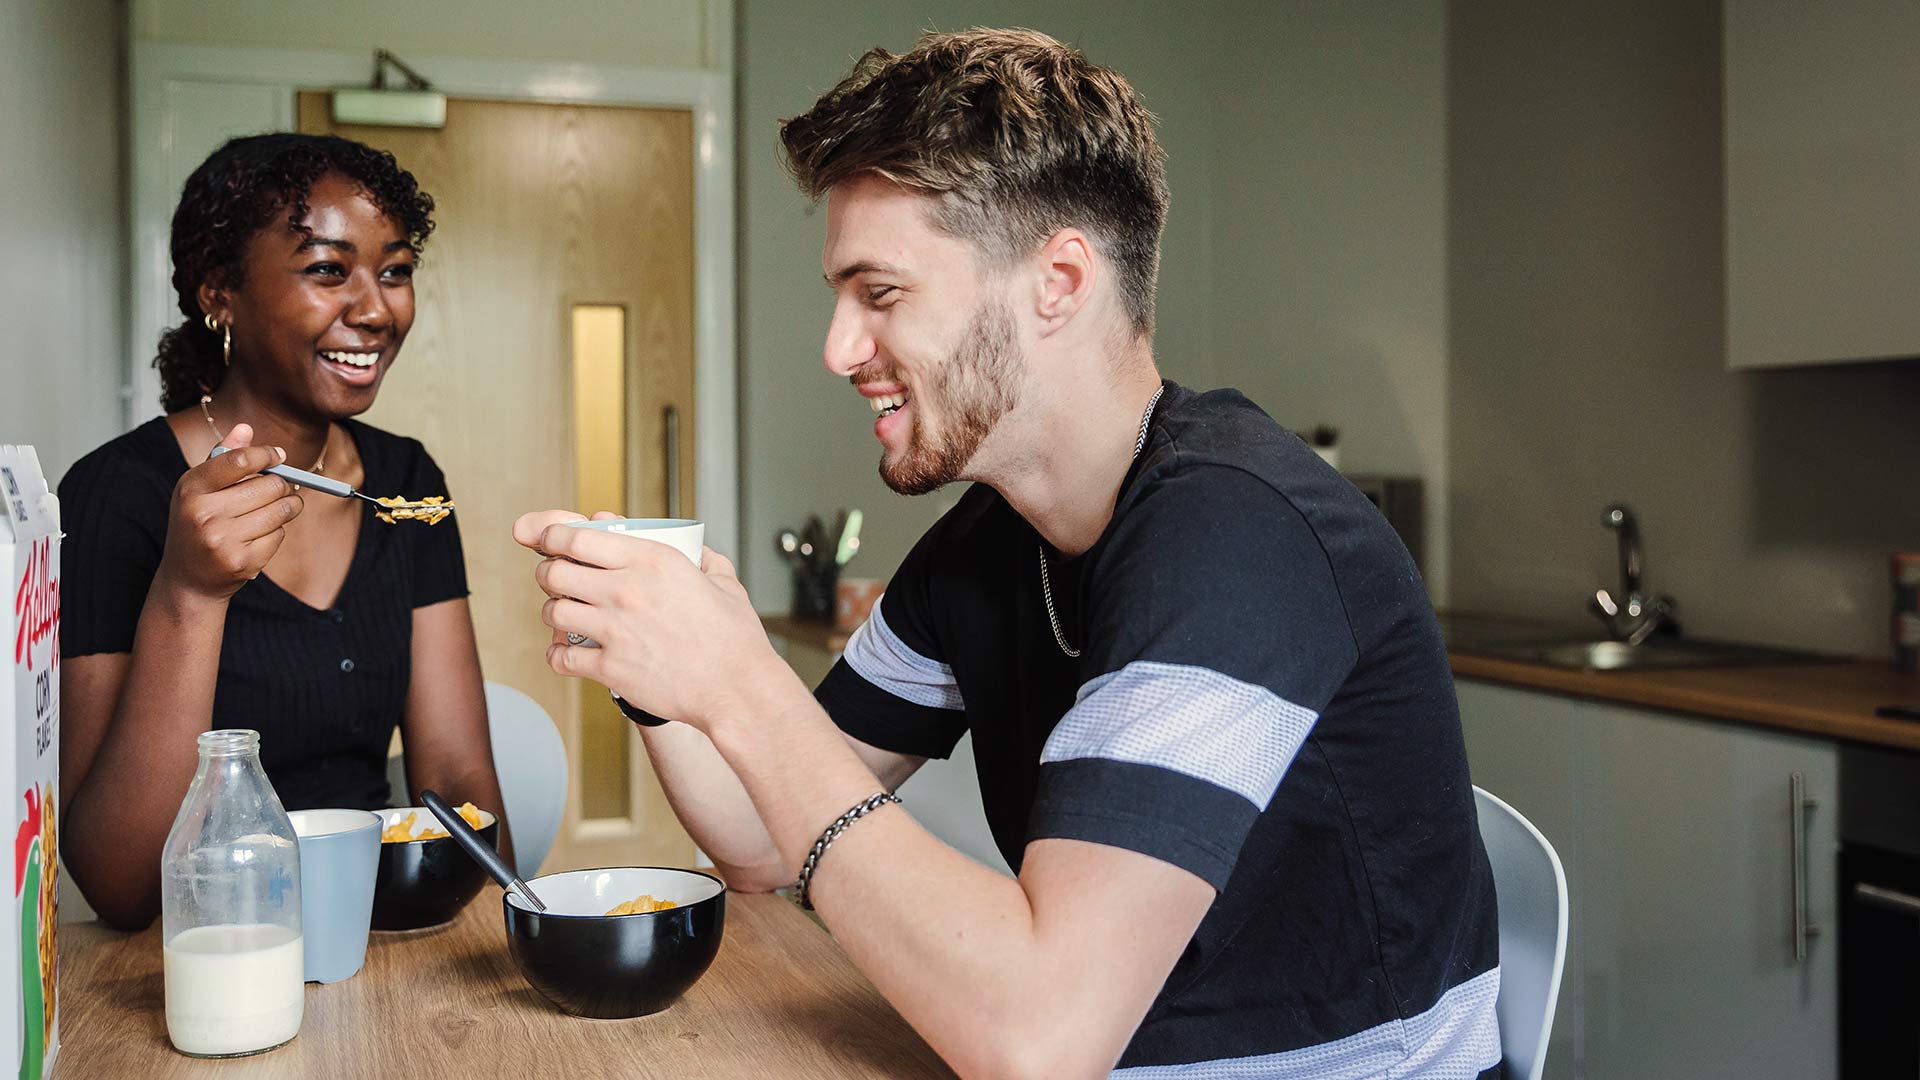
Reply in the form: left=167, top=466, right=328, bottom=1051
left=663, top=404, right=682, bottom=520
left=1855, top=882, right=1920, bottom=919
left=1790, top=772, right=1822, bottom=962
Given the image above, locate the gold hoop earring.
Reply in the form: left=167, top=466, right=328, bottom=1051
left=203, top=313, right=218, bottom=333
left=222, top=325, right=231, bottom=367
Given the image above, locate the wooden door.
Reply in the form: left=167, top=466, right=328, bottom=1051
left=300, top=95, right=697, bottom=872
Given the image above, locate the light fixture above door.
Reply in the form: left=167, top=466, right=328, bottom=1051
left=332, top=50, right=446, bottom=129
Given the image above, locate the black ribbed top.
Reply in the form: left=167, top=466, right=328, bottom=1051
left=58, top=417, right=469, bottom=810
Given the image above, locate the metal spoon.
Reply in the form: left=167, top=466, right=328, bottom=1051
left=421, top=789, right=546, bottom=912
left=777, top=529, right=804, bottom=567
left=208, top=444, right=386, bottom=509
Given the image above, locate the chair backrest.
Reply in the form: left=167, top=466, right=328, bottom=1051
left=1474, top=786, right=1569, bottom=1080
left=483, top=681, right=568, bottom=878
left=385, top=681, right=569, bottom=879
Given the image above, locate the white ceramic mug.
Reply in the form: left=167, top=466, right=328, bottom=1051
left=560, top=518, right=704, bottom=647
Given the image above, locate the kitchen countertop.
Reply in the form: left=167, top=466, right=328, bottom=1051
left=762, top=613, right=851, bottom=654
left=1450, top=643, right=1920, bottom=752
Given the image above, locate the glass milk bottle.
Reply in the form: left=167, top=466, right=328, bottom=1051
left=160, top=729, right=304, bottom=1057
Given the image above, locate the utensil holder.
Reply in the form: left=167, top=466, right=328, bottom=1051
left=790, top=563, right=839, bottom=623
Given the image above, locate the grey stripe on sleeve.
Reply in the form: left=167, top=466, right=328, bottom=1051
left=840, top=596, right=965, bottom=711
left=1111, top=966, right=1501, bottom=1079
left=1042, top=661, right=1317, bottom=810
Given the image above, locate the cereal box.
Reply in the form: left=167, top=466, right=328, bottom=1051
left=1, top=446, right=59, bottom=1079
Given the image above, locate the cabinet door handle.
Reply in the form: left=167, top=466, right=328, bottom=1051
left=1855, top=882, right=1920, bottom=919
left=663, top=404, right=682, bottom=520
left=1790, top=771, right=1822, bottom=962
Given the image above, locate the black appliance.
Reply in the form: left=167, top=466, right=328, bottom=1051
left=1839, top=743, right=1920, bottom=1077
left=1346, top=474, right=1424, bottom=575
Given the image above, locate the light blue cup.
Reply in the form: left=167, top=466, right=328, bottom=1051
left=288, top=808, right=382, bottom=983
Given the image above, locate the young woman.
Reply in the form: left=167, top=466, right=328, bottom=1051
left=59, top=133, right=509, bottom=930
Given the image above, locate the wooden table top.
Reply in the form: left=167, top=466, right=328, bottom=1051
left=56, top=887, right=954, bottom=1079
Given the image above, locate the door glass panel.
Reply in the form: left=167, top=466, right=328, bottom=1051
left=572, top=304, right=631, bottom=822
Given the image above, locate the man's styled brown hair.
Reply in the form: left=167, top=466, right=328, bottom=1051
left=780, top=28, right=1170, bottom=340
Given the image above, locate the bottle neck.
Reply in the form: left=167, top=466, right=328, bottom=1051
left=191, top=729, right=265, bottom=786
left=197, top=729, right=260, bottom=759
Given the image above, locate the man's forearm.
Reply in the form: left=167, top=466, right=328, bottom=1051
left=637, top=719, right=788, bottom=890
left=702, top=669, right=1151, bottom=1079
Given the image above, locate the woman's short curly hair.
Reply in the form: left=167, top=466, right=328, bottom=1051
left=779, top=28, right=1168, bottom=340
left=155, top=132, right=436, bottom=412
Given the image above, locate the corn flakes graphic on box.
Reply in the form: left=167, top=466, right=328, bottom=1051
left=2, top=447, right=59, bottom=1080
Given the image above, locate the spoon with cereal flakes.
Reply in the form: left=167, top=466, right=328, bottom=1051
left=374, top=495, right=453, bottom=525
left=207, top=445, right=456, bottom=526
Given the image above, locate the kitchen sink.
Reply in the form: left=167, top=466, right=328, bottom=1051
left=1438, top=613, right=1837, bottom=672
left=1503, top=636, right=1833, bottom=671
left=1437, top=505, right=1847, bottom=672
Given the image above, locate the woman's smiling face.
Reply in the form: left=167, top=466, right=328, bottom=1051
left=210, top=171, right=417, bottom=418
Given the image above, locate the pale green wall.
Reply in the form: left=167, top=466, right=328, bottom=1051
left=0, top=0, right=126, bottom=482
left=1206, top=0, right=1449, bottom=599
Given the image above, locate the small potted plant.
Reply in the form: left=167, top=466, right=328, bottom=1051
left=1307, top=424, right=1340, bottom=471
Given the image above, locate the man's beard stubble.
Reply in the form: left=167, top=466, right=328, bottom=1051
left=879, top=301, right=1022, bottom=496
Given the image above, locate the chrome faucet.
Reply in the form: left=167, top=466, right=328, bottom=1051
left=1589, top=504, right=1677, bottom=645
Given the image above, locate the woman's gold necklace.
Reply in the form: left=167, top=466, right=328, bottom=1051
left=199, top=394, right=328, bottom=473
left=197, top=395, right=454, bottom=526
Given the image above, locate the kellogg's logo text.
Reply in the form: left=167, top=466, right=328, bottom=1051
left=14, top=535, right=57, bottom=674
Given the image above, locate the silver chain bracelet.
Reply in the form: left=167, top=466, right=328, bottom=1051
left=794, top=791, right=901, bottom=910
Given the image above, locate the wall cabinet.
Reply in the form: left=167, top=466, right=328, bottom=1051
left=1458, top=679, right=1838, bottom=1079
left=1724, top=2, right=1920, bottom=368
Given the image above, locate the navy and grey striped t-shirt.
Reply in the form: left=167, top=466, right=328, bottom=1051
left=816, top=381, right=1502, bottom=1078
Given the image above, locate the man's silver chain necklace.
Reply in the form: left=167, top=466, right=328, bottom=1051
left=1038, top=384, right=1164, bottom=658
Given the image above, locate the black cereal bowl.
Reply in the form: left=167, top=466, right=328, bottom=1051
left=503, top=866, right=726, bottom=1019
left=371, top=805, right=498, bottom=931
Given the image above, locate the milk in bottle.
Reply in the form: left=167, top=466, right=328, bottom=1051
left=159, top=730, right=303, bottom=1057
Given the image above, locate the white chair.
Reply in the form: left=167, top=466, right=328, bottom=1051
left=386, top=681, right=569, bottom=878
left=1474, top=785, right=1569, bottom=1080
left=483, top=682, right=568, bottom=878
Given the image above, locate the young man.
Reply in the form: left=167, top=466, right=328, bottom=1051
left=517, top=28, right=1501, bottom=1079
